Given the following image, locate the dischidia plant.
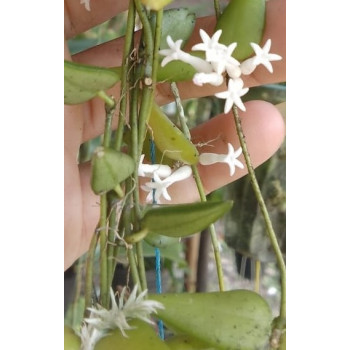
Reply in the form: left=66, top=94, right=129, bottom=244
left=64, top=0, right=286, bottom=349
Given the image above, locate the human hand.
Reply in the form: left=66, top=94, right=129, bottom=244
left=64, top=0, right=286, bottom=270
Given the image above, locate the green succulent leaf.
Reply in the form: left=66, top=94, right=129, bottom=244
left=150, top=290, right=273, bottom=350
left=148, top=103, right=199, bottom=165
left=166, top=335, right=216, bottom=350
left=141, top=201, right=233, bottom=237
left=64, top=326, right=81, bottom=350
left=64, top=60, right=121, bottom=105
left=145, top=233, right=180, bottom=248
left=215, top=0, right=266, bottom=61
left=160, top=8, right=196, bottom=50
left=94, top=320, right=171, bottom=350
left=91, top=147, right=135, bottom=195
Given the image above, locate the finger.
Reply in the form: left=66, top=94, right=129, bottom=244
left=141, top=100, right=285, bottom=203
left=64, top=0, right=129, bottom=39
left=68, top=100, right=285, bottom=268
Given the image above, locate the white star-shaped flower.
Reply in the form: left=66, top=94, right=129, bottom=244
left=199, top=143, right=244, bottom=176
left=250, top=39, right=282, bottom=73
left=159, top=36, right=184, bottom=67
left=192, top=29, right=240, bottom=75
left=159, top=36, right=212, bottom=73
left=138, top=154, right=172, bottom=178
left=141, top=165, right=192, bottom=203
left=215, top=78, right=249, bottom=113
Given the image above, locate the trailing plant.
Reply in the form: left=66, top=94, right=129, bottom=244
left=64, top=0, right=286, bottom=349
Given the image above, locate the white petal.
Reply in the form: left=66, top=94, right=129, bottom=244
left=240, top=58, right=257, bottom=75
left=199, top=153, right=221, bottom=165
left=224, top=98, right=235, bottom=114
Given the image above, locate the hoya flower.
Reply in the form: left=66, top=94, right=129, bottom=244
left=141, top=165, right=192, bottom=202
left=193, top=72, right=224, bottom=86
left=80, top=0, right=91, bottom=11
left=138, top=154, right=172, bottom=178
left=199, top=143, right=244, bottom=176
left=192, top=29, right=240, bottom=75
left=250, top=39, right=282, bottom=73
left=215, top=78, right=249, bottom=113
left=159, top=36, right=212, bottom=73
left=83, top=285, right=164, bottom=347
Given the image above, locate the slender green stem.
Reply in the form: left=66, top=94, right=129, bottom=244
left=72, top=257, right=84, bottom=326
left=151, top=10, right=163, bottom=85
left=84, top=229, right=99, bottom=316
left=254, top=259, right=261, bottom=293
left=136, top=242, right=147, bottom=290
left=231, top=105, right=286, bottom=320
left=213, top=0, right=221, bottom=20
left=134, top=0, right=154, bottom=78
left=135, top=0, right=156, bottom=157
left=171, top=82, right=225, bottom=291
left=127, top=248, right=142, bottom=288
left=192, top=166, right=225, bottom=291
left=103, top=102, right=116, bottom=148
left=113, top=0, right=136, bottom=151
left=107, top=205, right=117, bottom=289
left=99, top=194, right=109, bottom=308
left=170, top=82, right=191, bottom=140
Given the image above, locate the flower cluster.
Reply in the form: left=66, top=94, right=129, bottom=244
left=159, top=29, right=282, bottom=113
left=139, top=142, right=244, bottom=202
left=139, top=155, right=192, bottom=203
left=81, top=285, right=164, bottom=350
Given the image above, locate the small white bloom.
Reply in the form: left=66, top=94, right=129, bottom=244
left=192, top=29, right=240, bottom=75
left=199, top=143, right=244, bottom=176
left=159, top=36, right=212, bottom=73
left=240, top=57, right=257, bottom=75
left=215, top=78, right=249, bottom=113
left=80, top=0, right=91, bottom=11
left=83, top=285, right=164, bottom=348
left=250, top=39, right=282, bottom=73
left=138, top=154, right=172, bottom=178
left=141, top=165, right=192, bottom=203
left=193, top=72, right=224, bottom=86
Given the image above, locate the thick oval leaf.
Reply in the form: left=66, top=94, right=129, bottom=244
left=150, top=290, right=272, bottom=350
left=91, top=147, right=135, bottom=195
left=160, top=8, right=196, bottom=50
left=148, top=103, right=199, bottom=165
left=166, top=335, right=216, bottom=350
left=94, top=320, right=171, bottom=350
left=157, top=60, right=197, bottom=82
left=141, top=201, right=233, bottom=237
left=145, top=233, right=180, bottom=248
left=64, top=60, right=121, bottom=105
left=215, top=0, right=266, bottom=61
left=64, top=326, right=80, bottom=350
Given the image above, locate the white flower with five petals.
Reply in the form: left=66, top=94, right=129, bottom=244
left=159, top=36, right=212, bottom=73
left=141, top=165, right=192, bottom=203
left=215, top=78, right=249, bottom=113
left=199, top=143, right=244, bottom=176
left=250, top=39, right=282, bottom=73
left=192, top=29, right=240, bottom=75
